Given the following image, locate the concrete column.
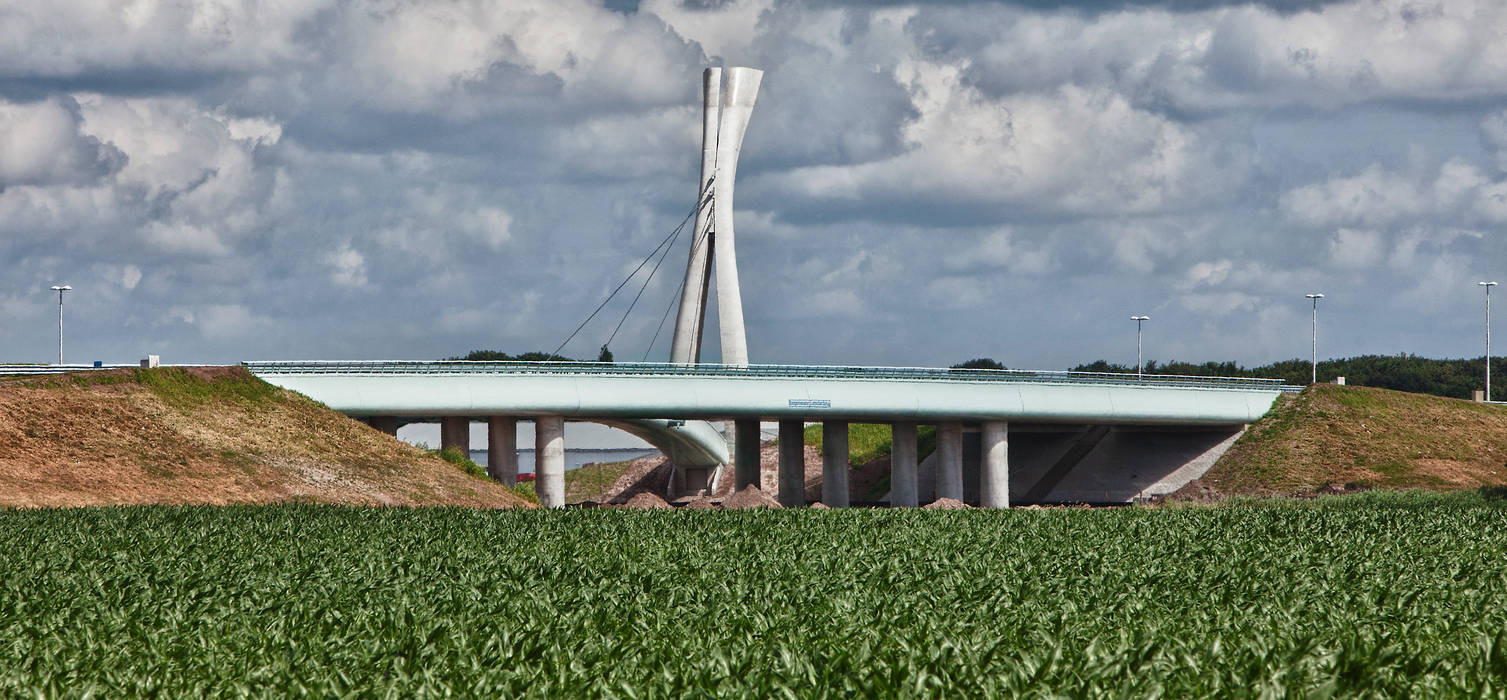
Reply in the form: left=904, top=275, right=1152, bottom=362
left=487, top=416, right=518, bottom=486
left=367, top=417, right=401, bottom=436
left=440, top=416, right=470, bottom=460
left=734, top=419, right=762, bottom=489
left=534, top=416, right=565, bottom=508
left=936, top=422, right=964, bottom=502
left=822, top=421, right=849, bottom=508
left=777, top=420, right=805, bottom=507
left=980, top=421, right=1009, bottom=509
left=890, top=421, right=918, bottom=507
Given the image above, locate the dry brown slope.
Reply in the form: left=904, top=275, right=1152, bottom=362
left=0, top=367, right=533, bottom=508
left=1184, top=383, right=1507, bottom=498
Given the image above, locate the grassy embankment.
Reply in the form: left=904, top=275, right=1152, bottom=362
left=1189, top=383, right=1507, bottom=497
left=3, top=492, right=1506, bottom=694
left=802, top=423, right=937, bottom=500
left=0, top=367, right=532, bottom=508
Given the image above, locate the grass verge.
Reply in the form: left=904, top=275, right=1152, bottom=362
left=803, top=423, right=938, bottom=468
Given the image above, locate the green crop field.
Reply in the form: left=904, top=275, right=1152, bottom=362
left=4, top=492, right=1507, bottom=695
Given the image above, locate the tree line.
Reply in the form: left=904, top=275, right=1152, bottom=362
left=1071, top=355, right=1503, bottom=401
left=958, top=355, right=1504, bottom=400
left=453, top=350, right=1502, bottom=401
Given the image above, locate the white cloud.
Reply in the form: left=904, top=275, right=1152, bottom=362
left=0, top=96, right=124, bottom=187
left=778, top=63, right=1213, bottom=216
left=458, top=206, right=513, bottom=250
left=327, top=246, right=367, bottom=288
left=6, top=0, right=1507, bottom=368
left=943, top=229, right=1051, bottom=275
left=1184, top=259, right=1233, bottom=288
left=1282, top=160, right=1505, bottom=230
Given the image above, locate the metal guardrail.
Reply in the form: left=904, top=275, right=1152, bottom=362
left=0, top=363, right=142, bottom=376
left=243, top=360, right=1285, bottom=391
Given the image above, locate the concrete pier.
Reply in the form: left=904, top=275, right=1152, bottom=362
left=822, top=421, right=849, bottom=508
left=936, top=422, right=964, bottom=502
left=535, top=416, right=565, bottom=508
left=487, top=416, right=518, bottom=486
left=734, top=419, right=762, bottom=490
left=440, top=416, right=469, bottom=459
left=890, top=421, right=918, bottom=507
left=778, top=420, right=805, bottom=507
left=980, top=420, right=1009, bottom=508
left=367, top=417, right=401, bottom=436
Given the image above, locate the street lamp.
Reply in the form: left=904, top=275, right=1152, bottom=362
left=1306, top=293, right=1324, bottom=384
left=49, top=284, right=71, bottom=365
left=1481, top=281, right=1498, bottom=401
left=1130, top=315, right=1150, bottom=378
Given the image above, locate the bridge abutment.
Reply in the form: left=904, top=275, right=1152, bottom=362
left=890, top=422, right=919, bottom=507
left=777, top=420, right=804, bottom=506
left=822, top=421, right=849, bottom=508
left=440, top=416, right=469, bottom=459
left=487, top=416, right=518, bottom=486
left=980, top=420, right=1009, bottom=508
left=936, top=422, right=964, bottom=502
left=535, top=416, right=565, bottom=508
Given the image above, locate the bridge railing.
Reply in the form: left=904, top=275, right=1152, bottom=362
left=0, top=363, right=146, bottom=376
left=243, top=360, right=1285, bottom=391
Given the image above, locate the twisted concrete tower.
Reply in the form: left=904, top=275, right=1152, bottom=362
left=669, top=66, right=762, bottom=367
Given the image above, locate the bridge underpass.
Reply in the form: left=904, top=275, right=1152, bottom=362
left=245, top=360, right=1284, bottom=509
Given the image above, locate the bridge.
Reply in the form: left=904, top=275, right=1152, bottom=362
left=245, top=361, right=1284, bottom=508
left=251, top=66, right=1285, bottom=509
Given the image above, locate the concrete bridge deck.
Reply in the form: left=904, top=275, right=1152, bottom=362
left=243, top=360, right=1282, bottom=424
left=245, top=361, right=1284, bottom=510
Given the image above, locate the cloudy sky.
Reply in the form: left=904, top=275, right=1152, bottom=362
left=3, top=0, right=1506, bottom=370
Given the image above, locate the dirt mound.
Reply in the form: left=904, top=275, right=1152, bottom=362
left=0, top=367, right=533, bottom=508
left=623, top=492, right=673, bottom=510
left=587, top=454, right=672, bottom=504
left=809, top=502, right=830, bottom=509
left=684, top=498, right=717, bottom=509
left=723, top=486, right=782, bottom=509
left=923, top=498, right=969, bottom=510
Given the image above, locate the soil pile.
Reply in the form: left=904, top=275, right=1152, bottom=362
left=923, top=498, right=969, bottom=510
left=623, top=492, right=673, bottom=509
left=590, top=454, right=673, bottom=505
left=0, top=367, right=533, bottom=508
left=1178, top=384, right=1507, bottom=500
left=723, top=486, right=782, bottom=509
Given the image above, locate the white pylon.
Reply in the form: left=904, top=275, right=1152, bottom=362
left=669, top=67, right=762, bottom=367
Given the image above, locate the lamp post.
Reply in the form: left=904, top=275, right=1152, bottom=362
left=1130, top=315, right=1150, bottom=378
left=49, top=284, right=71, bottom=365
left=1306, top=293, right=1324, bottom=384
left=1481, top=281, right=1498, bottom=401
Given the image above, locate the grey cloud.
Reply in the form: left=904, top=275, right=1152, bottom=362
left=5, top=0, right=1507, bottom=375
